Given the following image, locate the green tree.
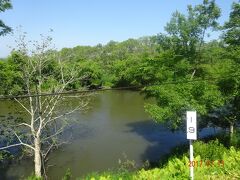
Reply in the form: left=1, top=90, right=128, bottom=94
left=144, top=0, right=223, bottom=130
left=0, top=0, right=12, bottom=36
left=223, top=2, right=240, bottom=47
left=209, top=2, right=240, bottom=135
left=0, top=52, right=25, bottom=95
left=162, top=0, right=220, bottom=78
left=201, top=56, right=239, bottom=134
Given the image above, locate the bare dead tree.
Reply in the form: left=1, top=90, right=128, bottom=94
left=0, top=31, right=90, bottom=178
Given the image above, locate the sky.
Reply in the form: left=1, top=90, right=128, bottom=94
left=0, top=0, right=237, bottom=58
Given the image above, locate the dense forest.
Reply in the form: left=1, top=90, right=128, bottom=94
left=0, top=0, right=240, bottom=179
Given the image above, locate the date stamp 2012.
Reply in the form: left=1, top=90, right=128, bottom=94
left=188, top=160, right=224, bottom=168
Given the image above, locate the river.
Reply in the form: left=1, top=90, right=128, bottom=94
left=0, top=90, right=219, bottom=179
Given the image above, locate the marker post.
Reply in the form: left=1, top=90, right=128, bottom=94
left=189, top=139, right=194, bottom=179
left=186, top=111, right=197, bottom=180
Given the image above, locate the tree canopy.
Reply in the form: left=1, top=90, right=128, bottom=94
left=0, top=0, right=12, bottom=36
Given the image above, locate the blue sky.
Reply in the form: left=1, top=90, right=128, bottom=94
left=0, top=0, right=237, bottom=57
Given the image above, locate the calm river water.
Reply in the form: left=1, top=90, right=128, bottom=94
left=0, top=90, right=219, bottom=179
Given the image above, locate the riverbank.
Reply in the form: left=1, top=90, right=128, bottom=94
left=80, top=133, right=240, bottom=180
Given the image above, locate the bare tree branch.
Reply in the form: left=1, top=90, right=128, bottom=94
left=14, top=98, right=32, bottom=115
left=13, top=131, right=35, bottom=151
left=0, top=143, right=22, bottom=150
left=2, top=32, right=90, bottom=178
left=41, top=125, right=64, bottom=142
left=0, top=131, right=35, bottom=151
left=17, top=123, right=32, bottom=129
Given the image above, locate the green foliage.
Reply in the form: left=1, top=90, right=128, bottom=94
left=144, top=81, right=223, bottom=129
left=164, top=0, right=220, bottom=60
left=207, top=131, right=240, bottom=148
left=0, top=0, right=12, bottom=36
left=142, top=0, right=240, bottom=132
left=208, top=1, right=240, bottom=132
left=62, top=168, right=72, bottom=180
left=193, top=140, right=227, bottom=160
left=0, top=52, right=25, bottom=95
left=223, top=2, right=240, bottom=47
left=160, top=138, right=230, bottom=169
left=80, top=171, right=134, bottom=180
left=75, top=60, right=103, bottom=88
left=229, top=131, right=240, bottom=148
left=25, top=174, right=43, bottom=180
left=0, top=150, right=13, bottom=161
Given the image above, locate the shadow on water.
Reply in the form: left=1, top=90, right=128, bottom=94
left=126, top=119, right=222, bottom=166
left=0, top=160, right=33, bottom=180
left=0, top=168, right=16, bottom=180
left=126, top=120, right=186, bottom=164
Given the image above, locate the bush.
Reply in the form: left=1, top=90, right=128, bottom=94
left=202, top=131, right=240, bottom=149
left=159, top=139, right=228, bottom=168
left=193, top=140, right=227, bottom=160
left=62, top=168, right=72, bottom=180
left=81, top=171, right=134, bottom=180
left=25, top=174, right=43, bottom=180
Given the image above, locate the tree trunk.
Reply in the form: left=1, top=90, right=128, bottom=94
left=34, top=136, right=42, bottom=177
left=230, top=123, right=234, bottom=135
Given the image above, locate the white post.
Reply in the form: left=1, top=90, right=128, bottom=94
left=190, top=139, right=194, bottom=180
left=186, top=111, right=197, bottom=180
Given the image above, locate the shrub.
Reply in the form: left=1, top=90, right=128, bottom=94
left=193, top=139, right=227, bottom=160
left=25, top=174, right=43, bottom=180
left=62, top=168, right=72, bottom=180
